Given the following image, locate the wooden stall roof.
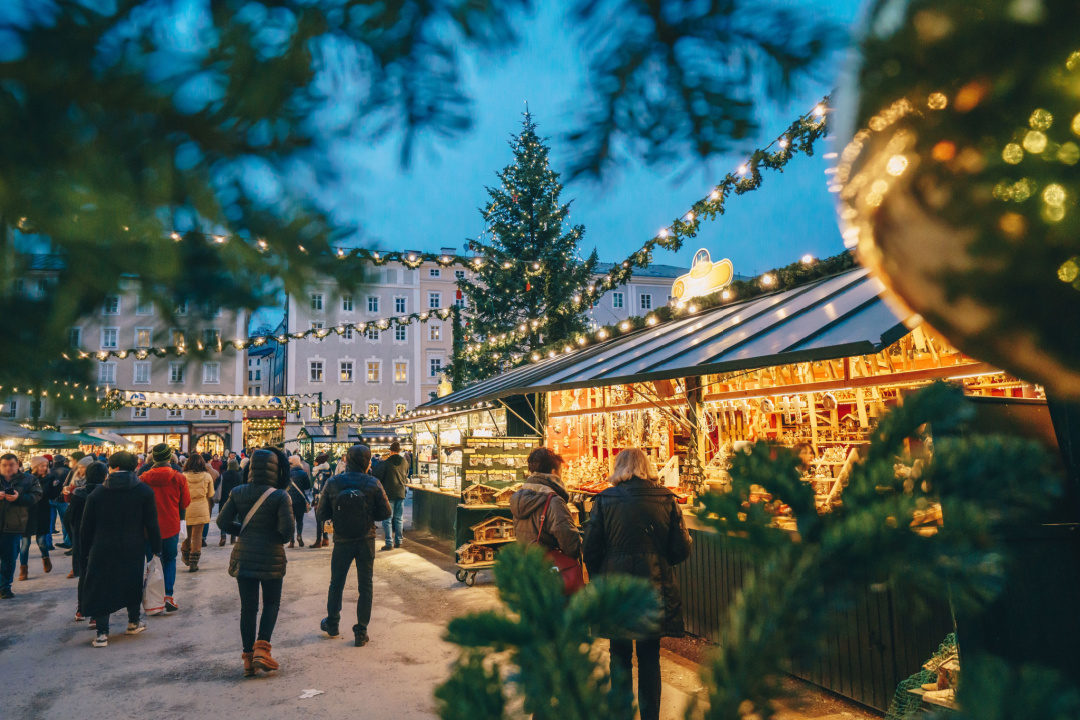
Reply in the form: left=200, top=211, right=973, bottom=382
left=423, top=267, right=914, bottom=411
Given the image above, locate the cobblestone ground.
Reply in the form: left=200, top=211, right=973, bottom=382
left=1, top=501, right=878, bottom=720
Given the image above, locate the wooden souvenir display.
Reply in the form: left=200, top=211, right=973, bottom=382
left=469, top=517, right=515, bottom=543
left=462, top=483, right=500, bottom=506
left=456, top=543, right=496, bottom=565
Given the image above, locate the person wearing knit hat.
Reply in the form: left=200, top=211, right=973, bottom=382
left=141, top=443, right=190, bottom=611
left=18, top=456, right=54, bottom=580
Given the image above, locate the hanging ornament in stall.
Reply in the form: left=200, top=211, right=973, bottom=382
left=837, top=0, right=1080, bottom=398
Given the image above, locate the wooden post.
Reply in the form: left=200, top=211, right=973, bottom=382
left=684, top=376, right=706, bottom=493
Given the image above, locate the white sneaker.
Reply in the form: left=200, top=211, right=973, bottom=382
left=92, top=634, right=108, bottom=648
left=125, top=620, right=147, bottom=635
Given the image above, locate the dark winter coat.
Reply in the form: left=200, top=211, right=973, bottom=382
left=287, top=467, right=311, bottom=510
left=316, top=471, right=392, bottom=542
left=24, top=470, right=54, bottom=538
left=217, top=451, right=293, bottom=580
left=0, top=472, right=43, bottom=536
left=372, top=454, right=409, bottom=501
left=218, top=469, right=242, bottom=507
left=68, top=463, right=108, bottom=579
left=582, top=477, right=692, bottom=639
left=80, top=471, right=162, bottom=618
left=509, top=473, right=581, bottom=559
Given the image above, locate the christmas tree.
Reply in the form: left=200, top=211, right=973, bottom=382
left=453, top=112, right=598, bottom=385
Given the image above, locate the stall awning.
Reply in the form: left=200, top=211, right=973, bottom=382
left=0, top=419, right=32, bottom=440
left=424, top=267, right=913, bottom=410
left=87, top=431, right=131, bottom=446
left=22, top=430, right=82, bottom=449
left=294, top=425, right=361, bottom=444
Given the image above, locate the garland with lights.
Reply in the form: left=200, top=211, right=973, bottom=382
left=103, top=389, right=323, bottom=413
left=464, top=251, right=857, bottom=366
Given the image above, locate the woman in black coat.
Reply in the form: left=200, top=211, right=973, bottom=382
left=80, top=452, right=162, bottom=647
left=217, top=459, right=243, bottom=546
left=582, top=448, right=692, bottom=720
left=216, top=447, right=293, bottom=677
left=68, top=462, right=108, bottom=621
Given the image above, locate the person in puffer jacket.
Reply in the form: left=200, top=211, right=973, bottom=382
left=508, top=447, right=581, bottom=560
left=216, top=447, right=293, bottom=678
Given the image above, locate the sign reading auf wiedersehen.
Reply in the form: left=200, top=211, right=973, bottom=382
left=120, top=391, right=287, bottom=410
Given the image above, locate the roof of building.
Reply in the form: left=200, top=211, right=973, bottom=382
left=419, top=267, right=913, bottom=409
left=594, top=262, right=689, bottom=279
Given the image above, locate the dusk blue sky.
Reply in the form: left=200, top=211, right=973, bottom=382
left=327, top=0, right=867, bottom=277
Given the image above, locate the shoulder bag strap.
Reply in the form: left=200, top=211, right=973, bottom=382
left=241, top=487, right=277, bottom=534
left=530, top=493, right=556, bottom=550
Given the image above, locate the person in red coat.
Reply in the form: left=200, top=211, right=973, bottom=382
left=139, top=443, right=190, bottom=612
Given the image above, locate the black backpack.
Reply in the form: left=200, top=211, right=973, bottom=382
left=332, top=487, right=372, bottom=537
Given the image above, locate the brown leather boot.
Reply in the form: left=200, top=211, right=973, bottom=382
left=43, top=557, right=53, bottom=574
left=252, top=640, right=279, bottom=672
left=188, top=551, right=201, bottom=572
left=288, top=540, right=294, bottom=548
left=18, top=565, right=28, bottom=581
left=242, top=652, right=256, bottom=677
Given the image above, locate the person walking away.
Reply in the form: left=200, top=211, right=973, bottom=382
left=48, top=455, right=72, bottom=548
left=216, top=447, right=293, bottom=676
left=68, top=461, right=108, bottom=622
left=180, top=453, right=214, bottom=572
left=19, top=456, right=54, bottom=580
left=310, top=454, right=332, bottom=549
left=582, top=448, right=692, bottom=720
left=509, top=447, right=581, bottom=561
left=80, top=452, right=162, bottom=647
left=217, top=459, right=243, bottom=546
left=286, top=456, right=312, bottom=548
left=141, top=443, right=191, bottom=611
left=316, top=444, right=391, bottom=647
left=61, top=455, right=94, bottom=564
left=0, top=454, right=43, bottom=599
left=373, top=441, right=409, bottom=551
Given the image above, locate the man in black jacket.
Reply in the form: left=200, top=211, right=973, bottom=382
left=372, top=441, right=409, bottom=551
left=0, top=454, right=43, bottom=599
left=315, top=444, right=391, bottom=647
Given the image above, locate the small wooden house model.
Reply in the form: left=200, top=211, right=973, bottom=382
left=456, top=543, right=496, bottom=565
left=493, top=483, right=522, bottom=505
left=462, top=483, right=500, bottom=505
left=470, top=517, right=515, bottom=543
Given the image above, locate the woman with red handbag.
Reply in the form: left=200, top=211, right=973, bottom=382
left=582, top=448, right=692, bottom=720
left=509, top=448, right=582, bottom=591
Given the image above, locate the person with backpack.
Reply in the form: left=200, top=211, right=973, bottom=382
left=310, top=454, right=332, bottom=550
left=315, top=444, right=391, bottom=647
left=140, top=443, right=191, bottom=612
left=216, top=448, right=294, bottom=677
left=372, top=441, right=409, bottom=551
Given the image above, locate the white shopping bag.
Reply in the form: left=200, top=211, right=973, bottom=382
left=179, top=520, right=187, bottom=543
left=143, top=556, right=167, bottom=616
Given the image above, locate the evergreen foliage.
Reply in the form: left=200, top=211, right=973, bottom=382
left=454, top=113, right=598, bottom=384
left=437, top=383, right=1073, bottom=719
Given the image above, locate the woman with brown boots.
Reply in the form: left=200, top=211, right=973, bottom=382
left=216, top=447, right=293, bottom=677
left=180, top=453, right=214, bottom=572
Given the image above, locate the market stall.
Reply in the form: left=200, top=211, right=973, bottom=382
left=413, top=266, right=1040, bottom=710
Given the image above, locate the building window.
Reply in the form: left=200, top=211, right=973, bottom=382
left=136, top=296, right=154, bottom=315
left=342, top=295, right=353, bottom=312
left=99, top=362, right=117, bottom=384
left=36, top=278, right=47, bottom=294
left=14, top=278, right=26, bottom=295
left=395, top=325, right=407, bottom=342
left=59, top=407, right=70, bottom=421
left=247, top=370, right=253, bottom=381
left=340, top=361, right=353, bottom=382
left=311, top=293, right=324, bottom=311
left=394, top=361, right=408, bottom=383
left=102, top=295, right=120, bottom=315
left=429, top=324, right=441, bottom=341
left=69, top=327, right=82, bottom=348
left=133, top=362, right=151, bottom=385
left=309, top=360, right=323, bottom=382
left=364, top=327, right=380, bottom=341
left=640, top=294, right=652, bottom=310
left=208, top=304, right=222, bottom=318
left=343, top=327, right=353, bottom=340
left=5, top=400, right=16, bottom=418
left=367, top=402, right=381, bottom=419
left=429, top=268, right=441, bottom=278
left=170, top=329, right=185, bottom=347
left=202, top=409, right=218, bottom=419
left=254, top=369, right=261, bottom=381
left=428, top=291, right=441, bottom=309
left=135, top=328, right=152, bottom=348
left=455, top=270, right=465, bottom=280
left=612, top=292, right=624, bottom=309
left=169, top=362, right=185, bottom=384
left=366, top=361, right=381, bottom=383
left=367, top=296, right=379, bottom=313
left=203, top=328, right=221, bottom=347
left=311, top=321, right=324, bottom=331
left=394, top=297, right=406, bottom=314
left=132, top=406, right=148, bottom=419
left=175, top=300, right=188, bottom=315
left=429, top=357, right=443, bottom=378
left=100, top=328, right=119, bottom=349
left=99, top=408, right=115, bottom=420
left=454, top=295, right=465, bottom=309
left=167, top=408, right=183, bottom=419
left=340, top=403, right=353, bottom=417
left=203, top=363, right=220, bottom=384
left=395, top=403, right=407, bottom=416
